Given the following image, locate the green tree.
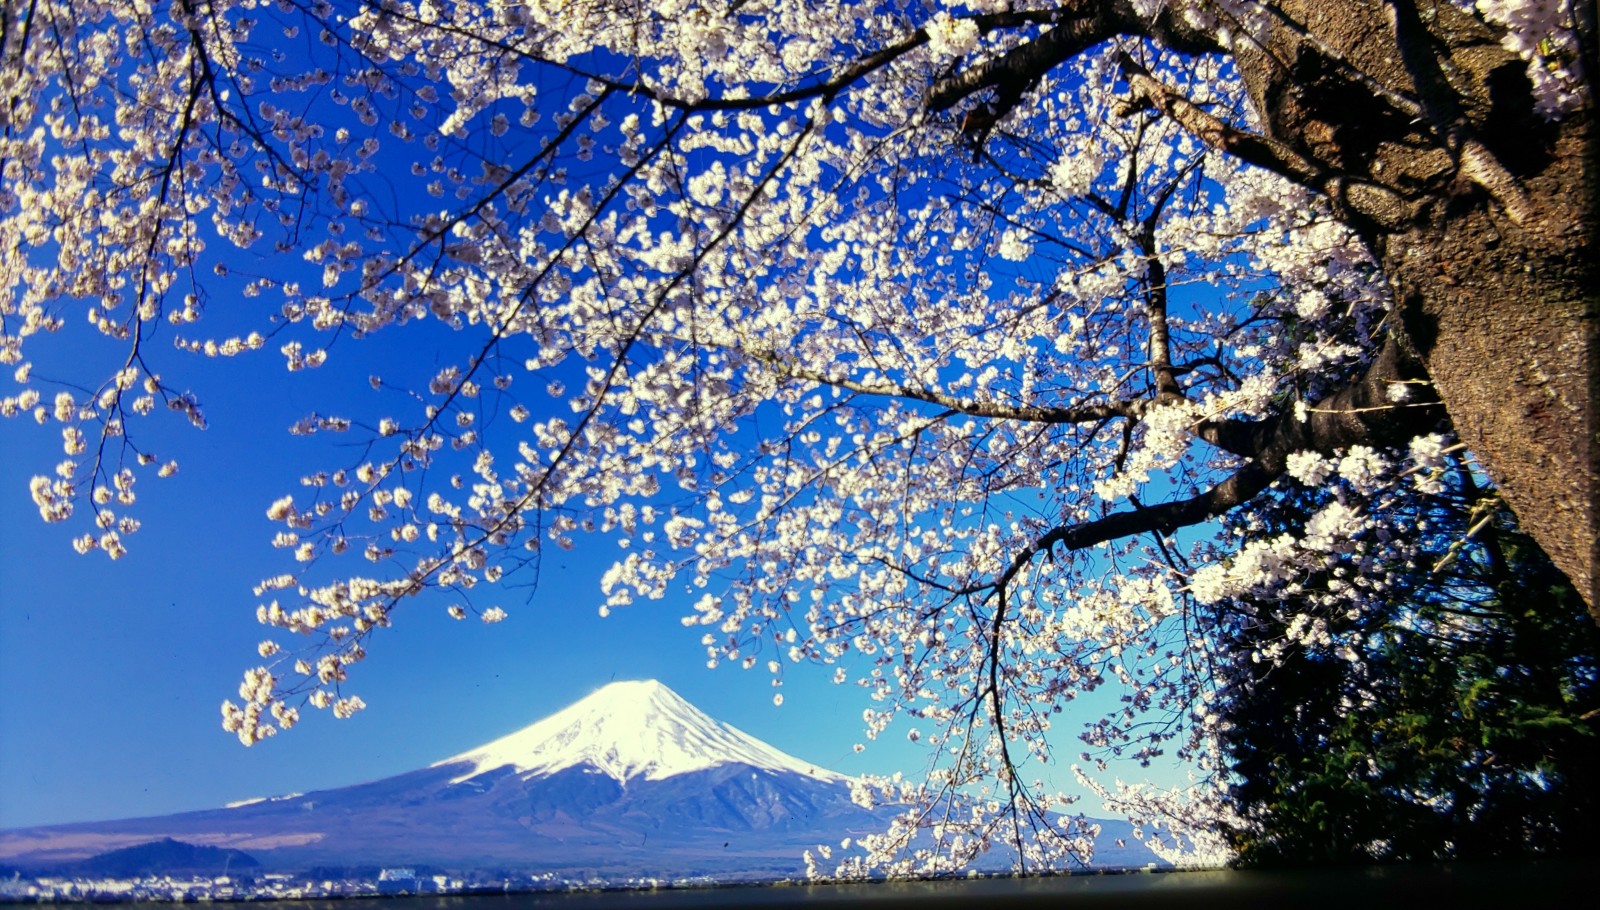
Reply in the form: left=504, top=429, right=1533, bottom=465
left=1218, top=464, right=1600, bottom=866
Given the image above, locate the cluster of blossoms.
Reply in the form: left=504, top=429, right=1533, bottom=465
left=1194, top=440, right=1458, bottom=629
left=1467, top=0, right=1589, bottom=114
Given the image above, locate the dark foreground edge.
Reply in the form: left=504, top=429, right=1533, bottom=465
left=19, top=862, right=1588, bottom=910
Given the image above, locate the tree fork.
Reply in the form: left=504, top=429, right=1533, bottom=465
left=1017, top=332, right=1449, bottom=568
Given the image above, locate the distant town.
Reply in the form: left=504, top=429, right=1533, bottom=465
left=0, top=862, right=737, bottom=902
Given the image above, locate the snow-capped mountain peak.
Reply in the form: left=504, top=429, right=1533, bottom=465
left=433, top=679, right=847, bottom=785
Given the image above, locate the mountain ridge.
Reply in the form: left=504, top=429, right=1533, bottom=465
left=0, top=680, right=1164, bottom=876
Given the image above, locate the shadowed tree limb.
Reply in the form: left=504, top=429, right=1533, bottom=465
left=990, top=333, right=1447, bottom=591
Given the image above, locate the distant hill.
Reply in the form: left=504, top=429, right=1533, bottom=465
left=0, top=681, right=1164, bottom=879
left=76, top=838, right=259, bottom=877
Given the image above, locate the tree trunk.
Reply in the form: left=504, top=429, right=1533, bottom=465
left=1383, top=141, right=1597, bottom=618
left=1231, top=0, right=1598, bottom=614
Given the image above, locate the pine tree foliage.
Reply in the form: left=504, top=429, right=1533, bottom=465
left=1219, top=467, right=1600, bottom=866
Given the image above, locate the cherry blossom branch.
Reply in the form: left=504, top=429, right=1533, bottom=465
left=979, top=334, right=1447, bottom=601
left=1114, top=51, right=1416, bottom=232
left=374, top=3, right=1050, bottom=114
left=335, top=106, right=687, bottom=531
left=1200, top=333, right=1445, bottom=462
left=261, top=96, right=836, bottom=709
left=749, top=351, right=1139, bottom=425
left=925, top=0, right=1225, bottom=116
left=927, top=7, right=1108, bottom=115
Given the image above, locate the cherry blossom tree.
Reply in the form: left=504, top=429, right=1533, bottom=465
left=3, top=0, right=1591, bottom=874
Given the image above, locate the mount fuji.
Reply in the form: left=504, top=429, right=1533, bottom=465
left=434, top=679, right=846, bottom=786
left=0, top=680, right=1161, bottom=878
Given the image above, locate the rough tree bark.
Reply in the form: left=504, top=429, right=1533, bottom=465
left=931, top=0, right=1598, bottom=615
left=1237, top=0, right=1598, bottom=614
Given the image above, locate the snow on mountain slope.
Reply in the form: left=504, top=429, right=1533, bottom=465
left=433, top=679, right=848, bottom=785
